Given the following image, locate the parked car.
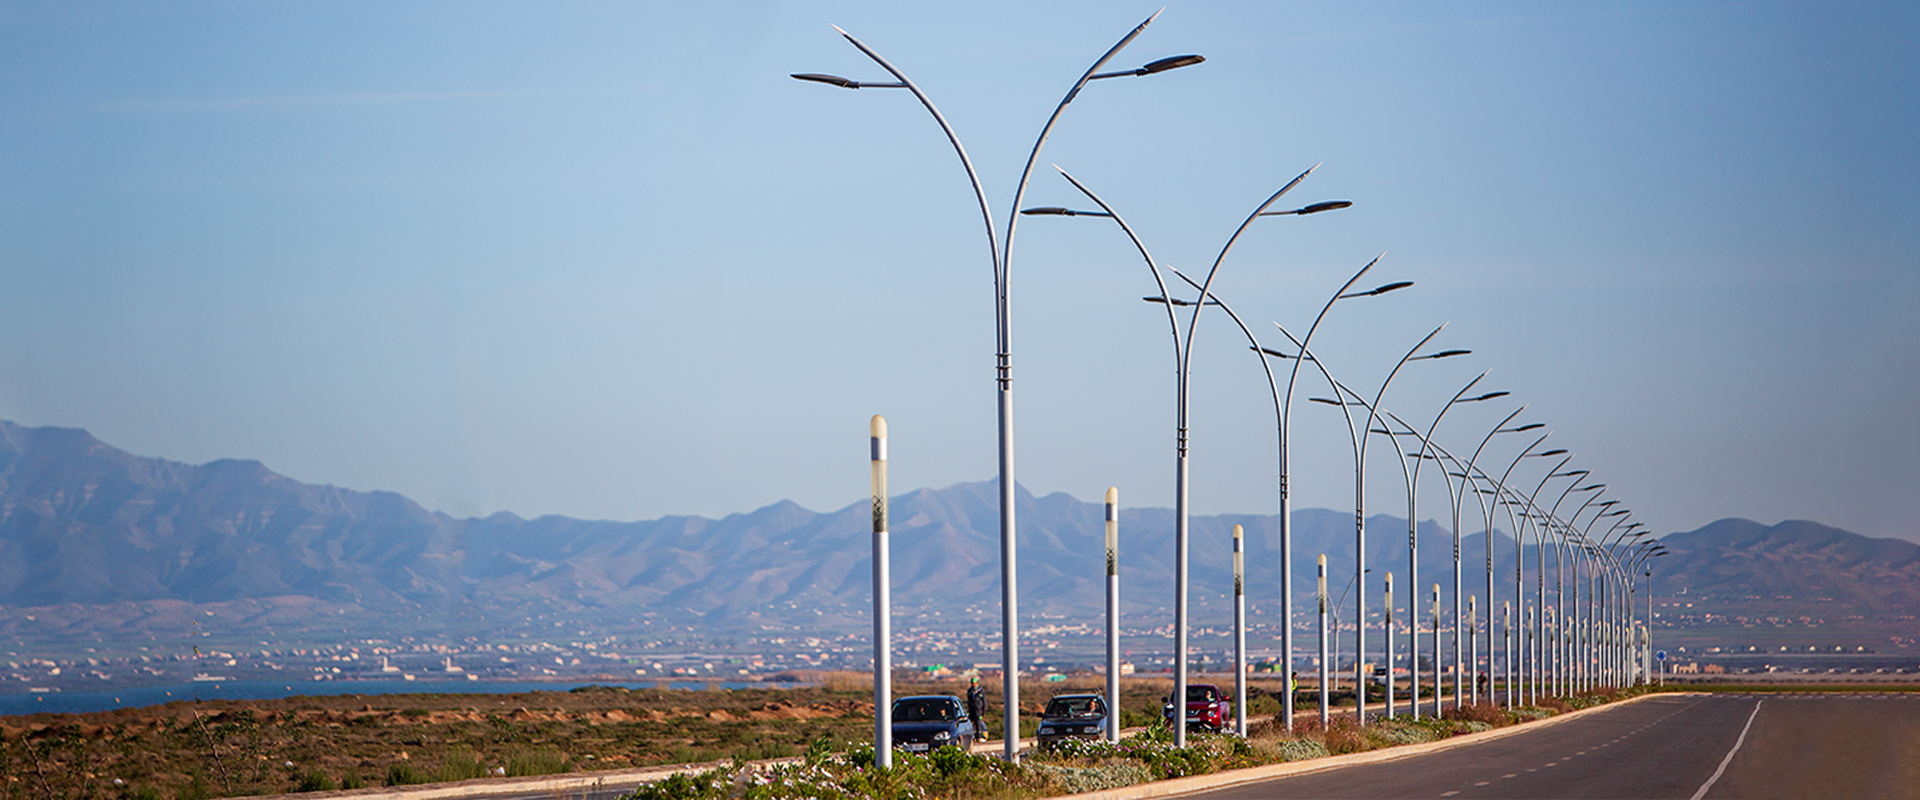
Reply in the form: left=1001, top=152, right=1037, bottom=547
left=1036, top=693, right=1111, bottom=750
left=1162, top=684, right=1232, bottom=734
left=890, top=695, right=974, bottom=753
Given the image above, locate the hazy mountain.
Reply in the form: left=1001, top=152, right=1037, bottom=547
left=1653, top=518, right=1920, bottom=612
left=3, top=419, right=1915, bottom=638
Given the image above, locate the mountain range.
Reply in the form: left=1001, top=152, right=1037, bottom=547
left=2, top=419, right=1917, bottom=645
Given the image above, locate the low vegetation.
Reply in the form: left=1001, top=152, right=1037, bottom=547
left=0, top=674, right=1675, bottom=799
left=624, top=684, right=1652, bottom=800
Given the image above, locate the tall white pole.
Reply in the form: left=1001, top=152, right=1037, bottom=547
left=870, top=415, right=892, bottom=768
left=1431, top=584, right=1442, bottom=717
left=1503, top=600, right=1512, bottom=707
left=1468, top=594, right=1478, bottom=705
left=1174, top=450, right=1190, bottom=748
left=1105, top=487, right=1121, bottom=743
left=998, top=391, right=1019, bottom=756
left=1317, top=554, right=1330, bottom=729
left=1233, top=524, right=1247, bottom=737
left=1384, top=572, right=1394, bottom=719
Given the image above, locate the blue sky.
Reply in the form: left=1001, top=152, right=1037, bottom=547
left=3, top=1, right=1916, bottom=542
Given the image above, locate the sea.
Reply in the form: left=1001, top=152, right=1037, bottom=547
left=0, top=679, right=774, bottom=717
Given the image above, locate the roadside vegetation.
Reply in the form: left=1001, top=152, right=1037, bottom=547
left=3, top=673, right=1814, bottom=799
left=624, top=683, right=1650, bottom=800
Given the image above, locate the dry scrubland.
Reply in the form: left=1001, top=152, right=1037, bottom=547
left=0, top=673, right=1725, bottom=799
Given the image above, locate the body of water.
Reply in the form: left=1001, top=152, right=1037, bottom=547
left=0, top=679, right=780, bottom=717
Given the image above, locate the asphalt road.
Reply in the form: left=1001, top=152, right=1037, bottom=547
left=1185, top=693, right=1920, bottom=800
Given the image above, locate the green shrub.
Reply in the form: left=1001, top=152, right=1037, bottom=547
left=507, top=749, right=570, bottom=777
left=340, top=774, right=365, bottom=790
left=294, top=769, right=337, bottom=792
left=1369, top=722, right=1439, bottom=746
left=1273, top=738, right=1329, bottom=761
left=1024, top=761, right=1153, bottom=794
left=435, top=750, right=490, bottom=782
left=386, top=762, right=428, bottom=786
left=628, top=766, right=736, bottom=800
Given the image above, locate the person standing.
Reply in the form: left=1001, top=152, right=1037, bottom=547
left=966, top=676, right=989, bottom=740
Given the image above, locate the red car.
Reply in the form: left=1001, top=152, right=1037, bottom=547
left=1162, top=684, right=1232, bottom=734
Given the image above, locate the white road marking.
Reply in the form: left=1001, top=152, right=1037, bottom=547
left=1440, top=792, right=1459, bottom=797
left=1690, top=699, right=1763, bottom=800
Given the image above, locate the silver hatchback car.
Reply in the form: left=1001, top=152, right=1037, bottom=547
left=1036, top=693, right=1112, bottom=749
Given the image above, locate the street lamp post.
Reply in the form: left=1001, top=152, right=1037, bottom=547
left=1247, top=271, right=1414, bottom=728
left=1495, top=455, right=1572, bottom=704
left=1542, top=477, right=1602, bottom=696
left=1024, top=165, right=1346, bottom=746
left=1466, top=432, right=1559, bottom=705
left=1148, top=267, right=1324, bottom=736
left=795, top=15, right=1202, bottom=760
left=1270, top=330, right=1474, bottom=724
left=1536, top=472, right=1598, bottom=698
left=1444, top=409, right=1539, bottom=704
left=1573, top=500, right=1621, bottom=690
left=1381, top=381, right=1507, bottom=716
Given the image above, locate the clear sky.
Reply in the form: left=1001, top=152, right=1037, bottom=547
left=3, top=2, right=1915, bottom=542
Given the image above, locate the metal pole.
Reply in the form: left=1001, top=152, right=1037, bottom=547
left=1234, top=523, right=1247, bottom=737
left=1431, top=584, right=1442, bottom=717
left=1174, top=448, right=1190, bottom=748
left=801, top=17, right=1182, bottom=762
left=1468, top=594, right=1477, bottom=705
left=1042, top=170, right=1330, bottom=748
left=870, top=415, right=892, bottom=768
left=1384, top=572, right=1394, bottom=719
left=1503, top=600, right=1512, bottom=707
left=1318, top=554, right=1330, bottom=729
left=1106, top=487, right=1120, bottom=744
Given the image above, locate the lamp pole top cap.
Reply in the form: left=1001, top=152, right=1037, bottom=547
left=1106, top=486, right=1118, bottom=505
left=1233, top=523, right=1243, bottom=538
left=870, top=415, right=886, bottom=438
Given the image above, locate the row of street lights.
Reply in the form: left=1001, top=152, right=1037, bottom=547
left=797, top=14, right=1668, bottom=757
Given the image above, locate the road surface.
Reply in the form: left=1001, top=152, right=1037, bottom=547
left=1185, top=692, right=1920, bottom=800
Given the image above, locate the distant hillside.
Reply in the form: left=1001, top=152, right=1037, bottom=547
left=1654, top=518, right=1920, bottom=612
left=3, top=419, right=1916, bottom=639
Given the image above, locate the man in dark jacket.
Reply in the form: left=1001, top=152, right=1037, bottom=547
left=966, top=676, right=988, bottom=740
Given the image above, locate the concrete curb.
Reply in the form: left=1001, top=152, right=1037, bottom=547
left=1062, top=692, right=1675, bottom=800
